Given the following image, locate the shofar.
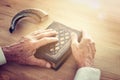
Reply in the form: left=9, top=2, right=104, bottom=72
left=9, top=8, right=48, bottom=33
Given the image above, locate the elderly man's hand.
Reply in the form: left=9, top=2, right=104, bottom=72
left=2, top=29, right=58, bottom=68
left=71, top=31, right=96, bottom=68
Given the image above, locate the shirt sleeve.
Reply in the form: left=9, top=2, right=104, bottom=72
left=74, top=67, right=101, bottom=80
left=0, top=47, right=6, bottom=65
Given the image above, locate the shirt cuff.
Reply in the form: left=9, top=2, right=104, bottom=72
left=74, top=67, right=101, bottom=80
left=0, top=47, right=7, bottom=65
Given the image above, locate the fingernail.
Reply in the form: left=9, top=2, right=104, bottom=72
left=52, top=30, right=58, bottom=34
left=48, top=29, right=53, bottom=30
left=53, top=37, right=58, bottom=41
left=46, top=62, right=51, bottom=68
left=56, top=37, right=59, bottom=40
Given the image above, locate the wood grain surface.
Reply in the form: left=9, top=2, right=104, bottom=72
left=0, top=0, right=120, bottom=80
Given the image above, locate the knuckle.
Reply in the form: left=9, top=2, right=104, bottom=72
left=85, top=38, right=91, bottom=42
left=92, top=42, right=95, bottom=45
left=94, top=48, right=96, bottom=52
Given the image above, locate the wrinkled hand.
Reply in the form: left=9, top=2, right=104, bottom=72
left=2, top=29, right=58, bottom=68
left=71, top=31, right=96, bottom=68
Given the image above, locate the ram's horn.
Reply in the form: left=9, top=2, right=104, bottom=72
left=9, top=9, right=48, bottom=33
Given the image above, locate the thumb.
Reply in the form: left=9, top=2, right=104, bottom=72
left=71, top=33, right=79, bottom=45
left=26, top=56, right=51, bottom=68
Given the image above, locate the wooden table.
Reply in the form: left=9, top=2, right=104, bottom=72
left=0, top=0, right=120, bottom=80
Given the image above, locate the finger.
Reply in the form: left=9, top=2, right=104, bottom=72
left=90, top=36, right=96, bottom=52
left=90, top=42, right=96, bottom=58
left=90, top=42, right=96, bottom=51
left=35, top=37, right=58, bottom=48
left=87, top=44, right=93, bottom=59
left=25, top=29, right=55, bottom=40
left=87, top=35, right=96, bottom=56
left=71, top=32, right=79, bottom=46
left=31, top=29, right=45, bottom=35
left=34, top=30, right=58, bottom=39
left=31, top=29, right=54, bottom=36
left=26, top=56, right=51, bottom=68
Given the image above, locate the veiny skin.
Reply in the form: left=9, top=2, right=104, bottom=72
left=3, top=29, right=58, bottom=68
left=71, top=31, right=96, bottom=68
left=2, top=29, right=95, bottom=69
